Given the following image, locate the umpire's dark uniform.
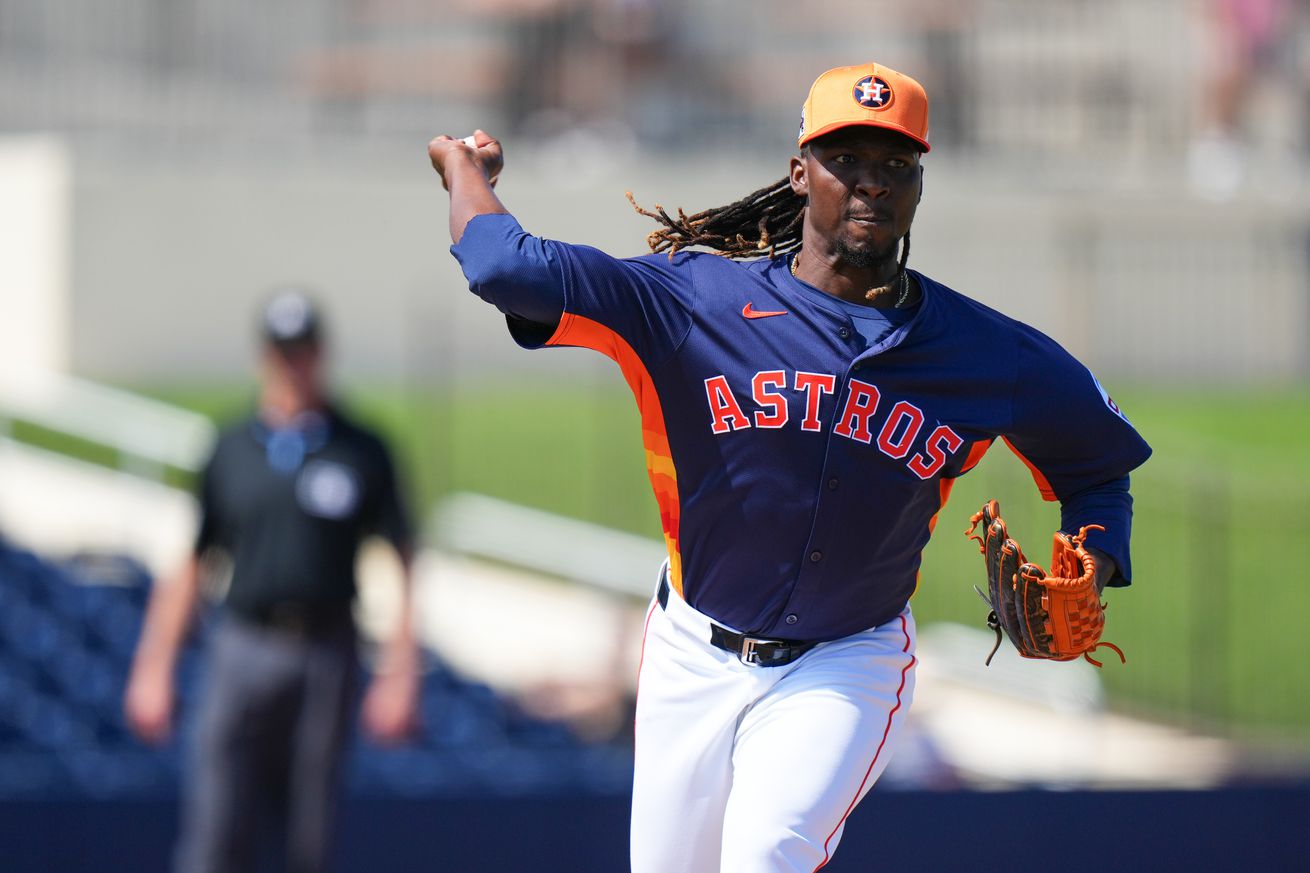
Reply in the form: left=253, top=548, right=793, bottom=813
left=174, top=295, right=413, bottom=873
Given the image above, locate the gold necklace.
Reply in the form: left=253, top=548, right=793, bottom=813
left=790, top=254, right=910, bottom=309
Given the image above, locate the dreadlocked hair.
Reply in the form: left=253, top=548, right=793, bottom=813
left=625, top=179, right=914, bottom=290
left=626, top=176, right=805, bottom=260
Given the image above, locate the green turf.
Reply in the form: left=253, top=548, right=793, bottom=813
left=26, top=379, right=1310, bottom=738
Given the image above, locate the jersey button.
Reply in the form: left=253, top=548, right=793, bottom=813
left=809, top=550, right=823, bottom=563
left=786, top=614, right=799, bottom=625
left=838, top=326, right=852, bottom=339
left=827, top=478, right=839, bottom=491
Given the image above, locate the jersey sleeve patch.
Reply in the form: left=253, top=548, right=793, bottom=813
left=1088, top=367, right=1131, bottom=423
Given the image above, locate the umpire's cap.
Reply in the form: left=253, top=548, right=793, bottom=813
left=798, top=62, right=930, bottom=152
left=261, top=287, right=323, bottom=347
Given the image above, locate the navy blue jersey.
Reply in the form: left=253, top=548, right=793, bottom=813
left=453, top=214, right=1151, bottom=642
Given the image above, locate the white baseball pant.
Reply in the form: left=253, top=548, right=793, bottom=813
left=630, top=568, right=917, bottom=873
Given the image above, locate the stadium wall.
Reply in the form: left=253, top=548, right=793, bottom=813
left=3, top=787, right=1307, bottom=873
left=43, top=149, right=1310, bottom=386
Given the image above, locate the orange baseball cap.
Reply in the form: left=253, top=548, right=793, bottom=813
left=797, top=62, right=930, bottom=152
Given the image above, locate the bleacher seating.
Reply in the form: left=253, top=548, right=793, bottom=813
left=0, top=539, right=633, bottom=801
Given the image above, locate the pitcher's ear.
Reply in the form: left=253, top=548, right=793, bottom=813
left=789, top=153, right=808, bottom=198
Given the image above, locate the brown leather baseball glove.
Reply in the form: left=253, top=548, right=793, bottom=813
left=965, top=499, right=1125, bottom=668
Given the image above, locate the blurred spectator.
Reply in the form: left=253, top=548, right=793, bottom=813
left=124, top=288, right=419, bottom=873
left=494, top=0, right=588, bottom=135
left=484, top=0, right=673, bottom=140
left=1188, top=0, right=1307, bottom=199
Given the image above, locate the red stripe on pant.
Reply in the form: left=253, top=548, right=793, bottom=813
left=815, top=613, right=915, bottom=871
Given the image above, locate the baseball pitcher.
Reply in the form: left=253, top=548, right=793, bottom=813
left=428, top=62, right=1150, bottom=873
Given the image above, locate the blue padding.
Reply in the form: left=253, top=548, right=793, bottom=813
left=0, top=541, right=635, bottom=801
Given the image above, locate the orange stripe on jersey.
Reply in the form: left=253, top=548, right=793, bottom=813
left=911, top=478, right=957, bottom=599
left=547, top=313, right=684, bottom=592
left=957, top=437, right=993, bottom=476
left=927, top=477, right=954, bottom=537
left=1001, top=436, right=1057, bottom=501
left=914, top=438, right=992, bottom=598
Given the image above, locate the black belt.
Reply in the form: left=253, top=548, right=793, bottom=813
left=657, top=575, right=817, bottom=667
left=230, top=601, right=354, bottom=639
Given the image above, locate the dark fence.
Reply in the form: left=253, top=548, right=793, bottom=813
left=3, top=786, right=1308, bottom=873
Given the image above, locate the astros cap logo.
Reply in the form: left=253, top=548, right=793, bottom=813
left=798, top=62, right=930, bottom=152
left=853, top=75, right=893, bottom=109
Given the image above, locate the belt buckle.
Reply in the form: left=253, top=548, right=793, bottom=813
left=739, top=637, right=777, bottom=666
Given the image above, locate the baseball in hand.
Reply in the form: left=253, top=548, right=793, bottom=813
left=460, top=133, right=500, bottom=185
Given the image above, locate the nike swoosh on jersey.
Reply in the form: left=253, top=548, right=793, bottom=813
left=742, top=303, right=788, bottom=319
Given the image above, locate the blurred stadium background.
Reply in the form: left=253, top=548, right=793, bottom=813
left=2, top=0, right=1309, bottom=870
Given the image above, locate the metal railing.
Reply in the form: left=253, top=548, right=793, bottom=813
left=0, top=369, right=215, bottom=480
left=429, top=491, right=666, bottom=600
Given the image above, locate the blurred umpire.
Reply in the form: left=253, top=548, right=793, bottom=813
left=124, top=289, right=420, bottom=873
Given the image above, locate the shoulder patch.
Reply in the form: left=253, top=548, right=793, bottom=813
left=1088, top=369, right=1130, bottom=423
